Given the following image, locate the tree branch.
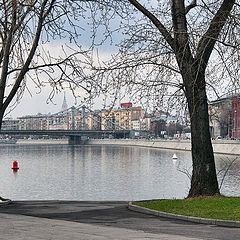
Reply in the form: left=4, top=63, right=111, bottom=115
left=185, top=0, right=197, bottom=14
left=127, top=0, right=175, bottom=51
left=0, top=0, right=17, bottom=108
left=171, top=0, right=194, bottom=69
left=2, top=0, right=52, bottom=112
left=196, top=0, right=235, bottom=67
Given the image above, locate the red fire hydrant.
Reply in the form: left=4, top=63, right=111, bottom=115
left=12, top=160, right=19, bottom=171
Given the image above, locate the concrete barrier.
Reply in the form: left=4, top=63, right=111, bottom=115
left=88, top=139, right=240, bottom=156
left=15, top=138, right=240, bottom=155
left=17, top=139, right=68, bottom=145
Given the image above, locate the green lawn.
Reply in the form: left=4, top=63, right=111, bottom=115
left=134, top=197, right=240, bottom=221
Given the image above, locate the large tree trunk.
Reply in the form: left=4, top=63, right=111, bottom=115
left=0, top=108, right=3, bottom=130
left=184, top=70, right=220, bottom=197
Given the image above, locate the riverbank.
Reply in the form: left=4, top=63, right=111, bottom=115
left=13, top=138, right=240, bottom=155
left=89, top=139, right=240, bottom=156
left=17, top=139, right=68, bottom=145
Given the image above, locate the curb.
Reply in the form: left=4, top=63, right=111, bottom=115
left=128, top=202, right=240, bottom=228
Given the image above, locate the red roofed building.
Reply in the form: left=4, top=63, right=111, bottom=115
left=120, top=102, right=132, bottom=109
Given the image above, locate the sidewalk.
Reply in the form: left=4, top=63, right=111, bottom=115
left=0, top=213, right=200, bottom=240
left=0, top=201, right=240, bottom=240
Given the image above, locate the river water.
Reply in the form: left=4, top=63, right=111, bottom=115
left=0, top=144, right=239, bottom=201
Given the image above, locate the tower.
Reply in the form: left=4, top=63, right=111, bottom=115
left=61, top=92, right=68, bottom=112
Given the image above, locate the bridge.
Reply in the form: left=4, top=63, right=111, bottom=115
left=1, top=104, right=147, bottom=144
left=13, top=104, right=127, bottom=132
left=0, top=129, right=131, bottom=144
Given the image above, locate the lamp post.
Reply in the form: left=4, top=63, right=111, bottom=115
left=234, top=109, right=237, bottom=139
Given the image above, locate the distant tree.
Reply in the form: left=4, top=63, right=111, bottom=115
left=166, top=121, right=184, bottom=137
left=151, top=118, right=166, bottom=137
left=91, top=1, right=239, bottom=197
left=176, top=122, right=184, bottom=134
left=0, top=0, right=93, bottom=128
left=166, top=122, right=176, bottom=137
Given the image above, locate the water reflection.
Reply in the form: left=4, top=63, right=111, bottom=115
left=0, top=144, right=239, bottom=200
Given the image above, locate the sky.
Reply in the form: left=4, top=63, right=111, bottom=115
left=4, top=9, right=122, bottom=119
left=7, top=90, right=71, bottom=118
left=4, top=1, right=234, bottom=119
left=3, top=0, right=135, bottom=119
left=5, top=48, right=123, bottom=119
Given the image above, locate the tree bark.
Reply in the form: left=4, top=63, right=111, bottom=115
left=184, top=68, right=220, bottom=197
left=0, top=109, right=3, bottom=130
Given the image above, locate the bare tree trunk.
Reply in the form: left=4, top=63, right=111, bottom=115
left=184, top=70, right=219, bottom=197
left=0, top=109, right=3, bottom=130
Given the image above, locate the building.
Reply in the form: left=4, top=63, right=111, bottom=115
left=18, top=113, right=49, bottom=130
left=5, top=98, right=192, bottom=136
left=100, top=103, right=145, bottom=130
left=209, top=97, right=232, bottom=138
left=86, top=110, right=101, bottom=130
left=47, top=114, right=69, bottom=130
left=120, top=102, right=132, bottom=108
left=61, top=92, right=68, bottom=112
left=2, top=118, right=20, bottom=130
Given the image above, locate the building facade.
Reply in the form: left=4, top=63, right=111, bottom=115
left=207, top=94, right=240, bottom=139
left=100, top=104, right=146, bottom=131
left=2, top=118, right=20, bottom=130
left=2, top=101, right=183, bottom=135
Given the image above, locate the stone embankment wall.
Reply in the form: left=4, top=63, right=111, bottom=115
left=16, top=138, right=240, bottom=155
left=17, top=139, right=68, bottom=145
left=89, top=139, right=240, bottom=156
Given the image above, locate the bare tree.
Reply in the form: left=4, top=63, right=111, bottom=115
left=0, top=0, right=96, bottom=128
left=90, top=1, right=240, bottom=197
left=217, top=156, right=238, bottom=191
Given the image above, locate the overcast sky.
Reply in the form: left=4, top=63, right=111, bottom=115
left=7, top=88, right=130, bottom=118
left=6, top=90, right=70, bottom=118
left=1, top=0, right=129, bottom=119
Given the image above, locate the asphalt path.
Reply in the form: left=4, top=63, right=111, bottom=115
left=0, top=201, right=240, bottom=240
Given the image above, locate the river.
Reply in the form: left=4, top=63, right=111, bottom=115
left=0, top=144, right=239, bottom=200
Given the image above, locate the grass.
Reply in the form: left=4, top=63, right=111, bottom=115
left=134, top=196, right=240, bottom=221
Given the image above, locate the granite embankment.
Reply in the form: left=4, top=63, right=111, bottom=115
left=17, top=139, right=68, bottom=145
left=16, top=138, right=240, bottom=155
left=89, top=139, right=240, bottom=156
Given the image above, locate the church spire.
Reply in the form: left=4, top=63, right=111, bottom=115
left=61, top=92, right=68, bottom=111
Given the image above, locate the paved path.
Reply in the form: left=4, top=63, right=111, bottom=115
left=0, top=201, right=240, bottom=239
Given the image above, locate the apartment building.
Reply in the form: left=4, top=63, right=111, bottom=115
left=100, top=103, right=147, bottom=130
left=2, top=118, right=20, bottom=130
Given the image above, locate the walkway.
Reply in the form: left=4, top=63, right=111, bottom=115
left=0, top=201, right=239, bottom=240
